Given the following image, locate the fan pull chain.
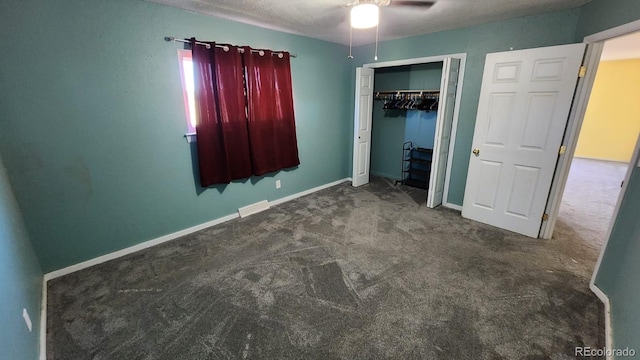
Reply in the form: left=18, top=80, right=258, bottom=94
left=374, top=22, right=379, bottom=61
left=348, top=26, right=354, bottom=59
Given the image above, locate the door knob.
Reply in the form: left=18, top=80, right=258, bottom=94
left=472, top=148, right=480, bottom=156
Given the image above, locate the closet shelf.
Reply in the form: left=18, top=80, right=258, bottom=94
left=399, top=141, right=433, bottom=191
left=375, top=90, right=440, bottom=97
left=403, top=178, right=430, bottom=190
left=405, top=168, right=431, bottom=177
left=411, top=147, right=433, bottom=154
left=408, top=158, right=430, bottom=165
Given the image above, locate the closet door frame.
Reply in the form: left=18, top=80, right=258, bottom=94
left=360, top=53, right=467, bottom=210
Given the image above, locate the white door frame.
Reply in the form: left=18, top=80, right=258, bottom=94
left=359, top=53, right=467, bottom=209
left=539, top=19, right=640, bottom=354
left=541, top=18, right=640, bottom=239
left=538, top=43, right=604, bottom=239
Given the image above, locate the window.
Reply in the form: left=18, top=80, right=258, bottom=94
left=177, top=49, right=197, bottom=134
left=183, top=42, right=300, bottom=186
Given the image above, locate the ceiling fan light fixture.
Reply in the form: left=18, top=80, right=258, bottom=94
left=350, top=4, right=379, bottom=29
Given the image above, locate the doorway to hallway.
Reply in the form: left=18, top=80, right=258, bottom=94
left=554, top=30, right=640, bottom=254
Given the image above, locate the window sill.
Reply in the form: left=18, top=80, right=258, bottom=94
left=184, top=133, right=197, bottom=143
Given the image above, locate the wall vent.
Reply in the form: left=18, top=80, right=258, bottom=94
left=238, top=200, right=270, bottom=218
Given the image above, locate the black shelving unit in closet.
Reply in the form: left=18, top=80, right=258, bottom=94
left=401, top=141, right=433, bottom=189
left=374, top=90, right=439, bottom=190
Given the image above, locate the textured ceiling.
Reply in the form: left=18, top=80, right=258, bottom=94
left=601, top=31, right=640, bottom=61
left=147, top=0, right=591, bottom=46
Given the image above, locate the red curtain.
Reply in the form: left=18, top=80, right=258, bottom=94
left=243, top=47, right=300, bottom=176
left=191, top=40, right=252, bottom=186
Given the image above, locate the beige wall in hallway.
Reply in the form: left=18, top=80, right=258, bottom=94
left=575, top=59, right=640, bottom=162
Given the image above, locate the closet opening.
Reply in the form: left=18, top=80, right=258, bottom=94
left=372, top=64, right=441, bottom=192
left=352, top=54, right=466, bottom=209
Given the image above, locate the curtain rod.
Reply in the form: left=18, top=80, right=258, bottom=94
left=164, top=37, right=297, bottom=58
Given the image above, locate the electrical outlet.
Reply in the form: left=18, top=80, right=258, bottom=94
left=23, top=308, right=32, bottom=332
left=275, top=180, right=281, bottom=189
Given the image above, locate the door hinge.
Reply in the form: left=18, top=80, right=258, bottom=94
left=559, top=145, right=567, bottom=155
left=542, top=213, right=549, bottom=222
left=578, top=66, right=587, bottom=78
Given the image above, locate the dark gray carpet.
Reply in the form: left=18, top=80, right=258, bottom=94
left=47, top=177, right=604, bottom=359
left=555, top=157, right=628, bottom=250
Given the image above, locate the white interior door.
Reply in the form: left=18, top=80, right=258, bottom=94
left=352, top=67, right=375, bottom=187
left=462, top=43, right=586, bottom=237
left=427, top=57, right=460, bottom=208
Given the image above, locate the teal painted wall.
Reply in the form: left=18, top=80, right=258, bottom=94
left=371, top=66, right=410, bottom=180
left=575, top=0, right=640, bottom=40
left=405, top=111, right=437, bottom=150
left=0, top=153, right=42, bottom=360
left=594, top=164, right=640, bottom=352
left=405, top=63, right=442, bottom=150
left=351, top=9, right=581, bottom=205
left=374, top=66, right=412, bottom=91
left=0, top=0, right=351, bottom=272
left=409, top=62, right=444, bottom=90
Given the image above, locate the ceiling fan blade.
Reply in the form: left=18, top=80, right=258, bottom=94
left=389, top=0, right=435, bottom=7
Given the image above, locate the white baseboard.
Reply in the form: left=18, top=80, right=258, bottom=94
left=590, top=283, right=613, bottom=358
left=573, top=155, right=629, bottom=164
left=39, top=277, right=47, bottom=360
left=443, top=202, right=463, bottom=211
left=44, top=177, right=351, bottom=281
left=270, top=178, right=350, bottom=206
left=44, top=213, right=239, bottom=281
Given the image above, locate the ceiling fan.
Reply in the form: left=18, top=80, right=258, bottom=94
left=347, top=0, right=436, bottom=8
left=346, top=0, right=436, bottom=59
left=348, top=0, right=436, bottom=29
left=360, top=0, right=436, bottom=8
